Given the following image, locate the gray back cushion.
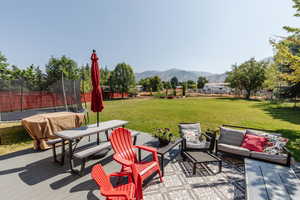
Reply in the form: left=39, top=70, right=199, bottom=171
left=219, top=127, right=245, bottom=146
left=179, top=123, right=201, bottom=144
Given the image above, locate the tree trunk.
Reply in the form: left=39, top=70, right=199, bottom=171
left=245, top=90, right=251, bottom=99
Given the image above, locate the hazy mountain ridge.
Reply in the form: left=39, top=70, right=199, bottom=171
left=135, top=68, right=226, bottom=83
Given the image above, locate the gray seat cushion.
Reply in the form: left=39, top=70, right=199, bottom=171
left=219, top=127, right=245, bottom=146
left=250, top=151, right=287, bottom=165
left=218, top=143, right=251, bottom=157
left=186, top=141, right=210, bottom=150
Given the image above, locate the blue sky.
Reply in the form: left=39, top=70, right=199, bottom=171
left=1, top=0, right=299, bottom=73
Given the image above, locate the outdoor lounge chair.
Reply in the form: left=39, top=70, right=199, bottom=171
left=91, top=164, right=136, bottom=200
left=179, top=122, right=216, bottom=153
left=109, top=128, right=163, bottom=200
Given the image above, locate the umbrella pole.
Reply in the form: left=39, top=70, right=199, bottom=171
left=97, top=112, right=99, bottom=145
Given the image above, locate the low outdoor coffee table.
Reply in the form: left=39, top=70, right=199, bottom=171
left=182, top=151, right=222, bottom=175
left=157, top=138, right=183, bottom=176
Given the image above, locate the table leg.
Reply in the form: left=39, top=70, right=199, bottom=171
left=97, top=132, right=100, bottom=145
left=193, top=163, right=197, bottom=175
left=68, top=140, right=79, bottom=174
left=105, top=130, right=109, bottom=141
left=160, top=154, right=164, bottom=177
left=53, top=140, right=65, bottom=165
left=219, top=161, right=222, bottom=173
left=60, top=140, right=65, bottom=166
left=52, top=143, right=58, bottom=163
left=138, top=148, right=141, bottom=161
left=133, top=135, right=137, bottom=145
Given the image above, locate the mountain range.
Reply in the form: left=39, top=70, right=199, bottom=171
left=135, top=68, right=227, bottom=83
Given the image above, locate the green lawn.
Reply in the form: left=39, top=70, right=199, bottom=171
left=1, top=97, right=300, bottom=160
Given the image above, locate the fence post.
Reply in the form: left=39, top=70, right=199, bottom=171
left=61, top=72, right=68, bottom=111
left=20, top=80, right=24, bottom=112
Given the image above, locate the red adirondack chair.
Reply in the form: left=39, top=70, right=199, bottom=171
left=109, top=128, right=163, bottom=200
left=91, top=164, right=136, bottom=200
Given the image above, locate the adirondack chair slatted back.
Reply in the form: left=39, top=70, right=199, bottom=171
left=110, top=128, right=137, bottom=162
left=91, top=164, right=113, bottom=192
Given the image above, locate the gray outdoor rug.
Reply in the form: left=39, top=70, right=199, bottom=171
left=143, top=155, right=246, bottom=200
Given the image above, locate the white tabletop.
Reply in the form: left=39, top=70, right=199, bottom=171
left=55, top=120, right=128, bottom=140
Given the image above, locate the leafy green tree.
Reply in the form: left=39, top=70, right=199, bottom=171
left=162, top=81, right=171, bottom=96
left=100, top=66, right=110, bottom=86
left=34, top=66, right=46, bottom=90
left=170, top=76, right=178, bottom=96
left=197, top=76, right=208, bottom=89
left=10, top=65, right=24, bottom=80
left=187, top=80, right=196, bottom=89
left=80, top=64, right=92, bottom=93
left=109, top=63, right=135, bottom=98
left=270, top=0, right=300, bottom=103
left=45, top=55, right=80, bottom=85
left=22, top=65, right=46, bottom=90
left=263, top=63, right=281, bottom=92
left=139, top=77, right=151, bottom=92
left=282, top=0, right=300, bottom=34
left=226, top=58, right=267, bottom=99
left=149, top=76, right=163, bottom=92
left=0, top=52, right=11, bottom=80
left=181, top=82, right=187, bottom=96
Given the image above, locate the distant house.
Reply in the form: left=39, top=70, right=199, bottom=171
left=136, top=85, right=143, bottom=92
left=202, top=83, right=231, bottom=94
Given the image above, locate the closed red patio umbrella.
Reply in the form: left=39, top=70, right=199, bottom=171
left=91, top=49, right=104, bottom=130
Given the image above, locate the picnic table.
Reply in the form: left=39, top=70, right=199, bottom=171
left=245, top=158, right=300, bottom=200
left=54, top=120, right=130, bottom=175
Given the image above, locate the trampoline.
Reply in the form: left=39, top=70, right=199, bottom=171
left=0, top=79, right=84, bottom=122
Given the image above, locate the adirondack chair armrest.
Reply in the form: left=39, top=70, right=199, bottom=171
left=134, top=145, right=157, bottom=153
left=109, top=172, right=131, bottom=177
left=109, top=172, right=133, bottom=182
left=101, top=190, right=130, bottom=199
left=134, top=145, right=159, bottom=161
left=113, top=154, right=134, bottom=167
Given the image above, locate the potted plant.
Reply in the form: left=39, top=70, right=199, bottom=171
left=154, top=128, right=174, bottom=147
